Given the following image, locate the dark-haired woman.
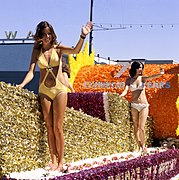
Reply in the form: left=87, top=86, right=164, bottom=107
left=120, top=61, right=164, bottom=152
left=62, top=61, right=75, bottom=92
left=18, top=21, right=92, bottom=171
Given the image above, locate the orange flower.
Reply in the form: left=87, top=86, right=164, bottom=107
left=74, top=64, right=179, bottom=138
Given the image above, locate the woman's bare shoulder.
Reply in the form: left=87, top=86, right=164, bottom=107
left=125, top=77, right=131, bottom=85
left=126, top=77, right=131, bottom=82
left=54, top=43, right=65, bottom=54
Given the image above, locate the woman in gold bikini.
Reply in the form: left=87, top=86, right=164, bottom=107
left=18, top=21, right=92, bottom=171
left=120, top=61, right=164, bottom=152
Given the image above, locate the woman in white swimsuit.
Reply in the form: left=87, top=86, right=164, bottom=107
left=120, top=61, right=164, bottom=152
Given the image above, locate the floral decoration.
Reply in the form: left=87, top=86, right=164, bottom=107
left=1, top=82, right=146, bottom=175
left=73, top=64, right=179, bottom=138
left=51, top=148, right=179, bottom=180
left=67, top=92, right=153, bottom=151
left=67, top=92, right=105, bottom=120
left=176, top=74, right=179, bottom=136
left=68, top=41, right=94, bottom=86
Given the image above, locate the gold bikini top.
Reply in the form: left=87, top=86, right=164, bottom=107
left=38, top=48, right=61, bottom=69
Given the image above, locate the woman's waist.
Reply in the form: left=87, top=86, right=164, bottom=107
left=131, top=100, right=148, bottom=105
left=40, top=69, right=60, bottom=81
left=39, top=74, right=67, bottom=87
left=131, top=95, right=147, bottom=103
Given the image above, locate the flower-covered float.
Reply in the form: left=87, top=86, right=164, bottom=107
left=1, top=43, right=179, bottom=179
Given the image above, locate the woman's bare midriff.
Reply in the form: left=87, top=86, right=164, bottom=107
left=39, top=66, right=67, bottom=88
left=131, top=90, right=148, bottom=104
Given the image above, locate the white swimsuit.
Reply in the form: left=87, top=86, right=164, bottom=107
left=129, top=82, right=149, bottom=112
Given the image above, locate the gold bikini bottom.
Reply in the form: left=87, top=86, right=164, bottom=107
left=39, top=79, right=67, bottom=100
left=39, top=69, right=67, bottom=100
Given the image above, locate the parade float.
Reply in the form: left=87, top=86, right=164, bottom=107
left=0, top=42, right=179, bottom=179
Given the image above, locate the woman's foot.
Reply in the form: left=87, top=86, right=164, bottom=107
left=48, top=163, right=58, bottom=171
left=140, top=147, right=148, bottom=156
left=56, top=162, right=69, bottom=173
left=56, top=166, right=69, bottom=173
left=142, top=146, right=148, bottom=152
left=133, top=144, right=142, bottom=153
left=57, top=162, right=63, bottom=171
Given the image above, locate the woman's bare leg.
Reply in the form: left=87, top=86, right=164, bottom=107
left=40, top=94, right=58, bottom=168
left=138, top=107, right=149, bottom=150
left=53, top=92, right=67, bottom=170
left=131, top=108, right=141, bottom=151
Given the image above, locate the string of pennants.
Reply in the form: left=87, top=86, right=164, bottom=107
left=93, top=23, right=179, bottom=31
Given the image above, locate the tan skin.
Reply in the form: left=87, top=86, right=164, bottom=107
left=63, top=72, right=75, bottom=92
left=120, top=64, right=164, bottom=152
left=18, top=22, right=92, bottom=171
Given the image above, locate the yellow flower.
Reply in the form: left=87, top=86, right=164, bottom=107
left=176, top=75, right=179, bottom=136
left=68, top=41, right=94, bottom=86
left=176, top=126, right=179, bottom=136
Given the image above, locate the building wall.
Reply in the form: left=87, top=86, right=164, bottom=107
left=0, top=43, right=69, bottom=94
left=0, top=43, right=35, bottom=71
left=0, top=43, right=39, bottom=93
left=0, top=71, right=40, bottom=93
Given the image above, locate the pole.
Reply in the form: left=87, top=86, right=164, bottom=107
left=89, top=0, right=93, bottom=55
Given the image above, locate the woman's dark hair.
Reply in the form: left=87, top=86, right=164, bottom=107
left=62, top=60, right=71, bottom=78
left=34, top=21, right=57, bottom=48
left=129, top=61, right=144, bottom=78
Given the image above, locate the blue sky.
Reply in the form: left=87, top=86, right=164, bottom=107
left=0, top=0, right=179, bottom=62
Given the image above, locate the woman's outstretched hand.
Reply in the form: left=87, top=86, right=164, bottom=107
left=81, top=21, right=93, bottom=36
